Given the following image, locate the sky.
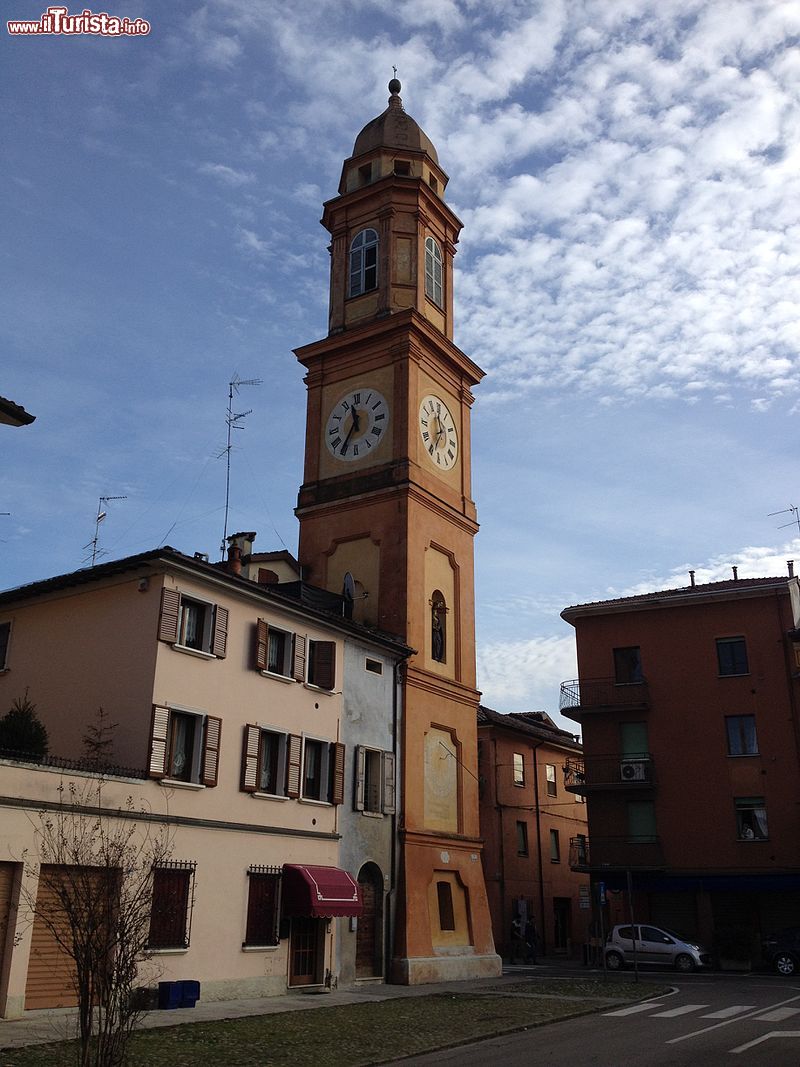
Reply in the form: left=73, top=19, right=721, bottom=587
left=3, top=0, right=799, bottom=731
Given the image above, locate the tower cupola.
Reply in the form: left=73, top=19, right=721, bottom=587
left=323, top=80, right=461, bottom=338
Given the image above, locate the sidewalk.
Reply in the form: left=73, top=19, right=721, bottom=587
left=1, top=962, right=576, bottom=1050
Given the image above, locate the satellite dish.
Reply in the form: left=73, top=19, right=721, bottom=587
left=343, top=572, right=355, bottom=601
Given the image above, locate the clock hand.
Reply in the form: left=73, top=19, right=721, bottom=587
left=340, top=407, right=361, bottom=451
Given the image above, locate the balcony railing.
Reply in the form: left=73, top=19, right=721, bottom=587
left=569, top=835, right=665, bottom=871
left=560, top=677, right=649, bottom=715
left=563, top=754, right=655, bottom=792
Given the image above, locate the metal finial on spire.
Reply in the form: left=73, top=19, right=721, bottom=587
left=389, top=68, right=401, bottom=96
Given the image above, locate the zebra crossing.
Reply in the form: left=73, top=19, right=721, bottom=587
left=604, top=999, right=800, bottom=1024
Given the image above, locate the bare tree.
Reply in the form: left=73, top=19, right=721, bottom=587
left=21, top=770, right=172, bottom=1067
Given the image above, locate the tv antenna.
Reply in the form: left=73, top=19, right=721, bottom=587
left=768, top=504, right=800, bottom=538
left=83, top=495, right=127, bottom=566
left=219, top=373, right=262, bottom=558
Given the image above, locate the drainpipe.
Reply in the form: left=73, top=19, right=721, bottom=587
left=531, top=741, right=546, bottom=954
left=387, top=654, right=408, bottom=981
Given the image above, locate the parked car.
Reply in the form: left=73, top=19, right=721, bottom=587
left=605, top=923, right=712, bottom=972
left=762, top=927, right=800, bottom=976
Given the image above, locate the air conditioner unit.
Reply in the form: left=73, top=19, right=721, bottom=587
left=620, top=759, right=648, bottom=782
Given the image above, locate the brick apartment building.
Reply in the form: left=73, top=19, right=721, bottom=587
left=559, top=569, right=800, bottom=964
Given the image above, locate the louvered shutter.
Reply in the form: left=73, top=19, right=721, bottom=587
left=241, top=724, right=261, bottom=793
left=255, top=619, right=268, bottom=672
left=148, top=705, right=170, bottom=779
left=201, top=715, right=222, bottom=787
left=310, top=641, right=336, bottom=689
left=331, top=742, right=345, bottom=805
left=293, top=634, right=306, bottom=682
left=354, top=746, right=366, bottom=811
left=158, top=589, right=180, bottom=643
left=212, top=607, right=228, bottom=658
left=286, top=734, right=302, bottom=798
left=382, top=751, right=396, bottom=814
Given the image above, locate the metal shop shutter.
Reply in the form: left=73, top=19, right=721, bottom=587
left=24, top=866, right=78, bottom=1010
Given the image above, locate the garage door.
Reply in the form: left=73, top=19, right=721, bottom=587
left=25, top=866, right=78, bottom=1010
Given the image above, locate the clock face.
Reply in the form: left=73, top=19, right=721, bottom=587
left=325, top=387, right=389, bottom=462
left=419, top=394, right=458, bottom=471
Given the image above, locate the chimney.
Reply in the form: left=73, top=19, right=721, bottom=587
left=227, top=531, right=257, bottom=560
left=732, top=565, right=738, bottom=581
left=689, top=570, right=695, bottom=587
left=227, top=543, right=242, bottom=576
left=789, top=560, right=795, bottom=578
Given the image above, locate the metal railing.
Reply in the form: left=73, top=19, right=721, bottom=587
left=569, top=835, right=665, bottom=870
left=0, top=747, right=149, bottom=780
left=560, top=677, right=649, bottom=713
left=563, top=754, right=655, bottom=791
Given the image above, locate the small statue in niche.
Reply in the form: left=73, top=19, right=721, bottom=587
left=431, top=592, right=446, bottom=662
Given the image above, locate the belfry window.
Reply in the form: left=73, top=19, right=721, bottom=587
left=431, top=590, right=447, bottom=663
left=424, top=237, right=443, bottom=307
left=349, top=228, right=378, bottom=297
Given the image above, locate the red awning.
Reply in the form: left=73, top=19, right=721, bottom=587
left=282, top=864, right=362, bottom=918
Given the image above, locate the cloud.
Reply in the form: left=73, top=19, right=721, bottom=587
left=198, top=163, right=256, bottom=187
left=477, top=634, right=578, bottom=715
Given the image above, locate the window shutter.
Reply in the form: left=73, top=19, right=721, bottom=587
left=255, top=619, right=268, bottom=672
left=382, top=751, right=396, bottom=814
left=240, top=724, right=261, bottom=793
left=148, top=705, right=170, bottom=779
left=354, top=746, right=366, bottom=811
left=331, top=742, right=345, bottom=805
left=201, top=715, right=222, bottom=787
left=293, top=634, right=306, bottom=682
left=286, top=734, right=302, bottom=798
left=158, top=588, right=180, bottom=643
left=311, top=641, right=336, bottom=690
left=212, top=605, right=228, bottom=658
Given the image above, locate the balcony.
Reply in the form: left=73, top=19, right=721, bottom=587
left=569, top=835, right=665, bottom=872
left=559, top=677, right=649, bottom=718
left=563, top=755, right=655, bottom=793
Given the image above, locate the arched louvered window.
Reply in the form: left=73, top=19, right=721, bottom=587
left=424, top=237, right=443, bottom=307
left=349, top=228, right=378, bottom=297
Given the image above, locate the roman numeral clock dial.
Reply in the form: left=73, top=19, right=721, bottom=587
left=419, top=394, right=458, bottom=471
left=325, top=388, right=389, bottom=462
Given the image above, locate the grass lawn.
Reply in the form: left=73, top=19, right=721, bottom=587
left=0, top=980, right=669, bottom=1067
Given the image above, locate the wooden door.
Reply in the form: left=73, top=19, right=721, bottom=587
left=25, top=867, right=77, bottom=1010
left=356, top=870, right=381, bottom=977
left=289, top=917, right=322, bottom=986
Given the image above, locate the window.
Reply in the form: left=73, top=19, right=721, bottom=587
left=436, top=881, right=455, bottom=931
left=428, top=174, right=439, bottom=194
left=717, top=637, right=749, bottom=676
left=255, top=619, right=294, bottom=678
left=244, top=866, right=282, bottom=947
left=513, top=752, right=525, bottom=786
left=549, top=829, right=561, bottom=862
left=158, top=588, right=228, bottom=658
left=149, top=863, right=196, bottom=949
left=148, top=705, right=221, bottom=787
left=735, top=796, right=768, bottom=840
left=394, top=160, right=411, bottom=175
left=0, top=621, right=10, bottom=669
left=726, top=715, right=758, bottom=756
left=349, top=228, right=378, bottom=297
left=546, top=764, right=557, bottom=797
left=355, top=746, right=396, bottom=815
left=614, top=646, right=643, bottom=684
left=431, top=591, right=447, bottom=663
left=241, top=725, right=289, bottom=796
left=358, top=162, right=372, bottom=185
left=365, top=658, right=383, bottom=675
left=301, top=737, right=345, bottom=804
left=516, top=821, right=529, bottom=856
left=424, top=236, right=443, bottom=306
left=627, top=800, right=657, bottom=842
left=307, top=640, right=336, bottom=690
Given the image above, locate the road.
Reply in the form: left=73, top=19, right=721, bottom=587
left=396, top=971, right=800, bottom=1066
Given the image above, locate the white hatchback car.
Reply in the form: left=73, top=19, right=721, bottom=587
left=605, top=923, right=712, bottom=972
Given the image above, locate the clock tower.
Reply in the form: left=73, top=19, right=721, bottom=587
left=295, top=81, right=500, bottom=982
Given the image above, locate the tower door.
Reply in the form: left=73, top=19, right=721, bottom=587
left=289, top=917, right=323, bottom=987
left=355, top=865, right=383, bottom=978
